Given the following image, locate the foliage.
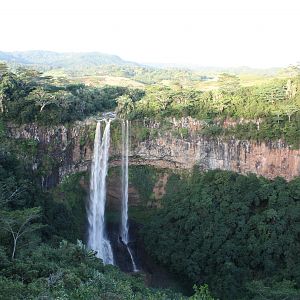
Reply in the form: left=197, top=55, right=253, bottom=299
left=2, top=62, right=300, bottom=146
left=0, top=240, right=193, bottom=300
left=130, top=75, right=300, bottom=146
left=116, top=94, right=135, bottom=118
left=190, top=285, right=215, bottom=300
left=245, top=279, right=300, bottom=300
left=0, top=207, right=43, bottom=259
left=1, top=60, right=300, bottom=300
left=129, top=166, right=159, bottom=203
left=45, top=172, right=88, bottom=242
left=143, top=170, right=300, bottom=299
left=0, top=65, right=143, bottom=125
left=131, top=125, right=151, bottom=142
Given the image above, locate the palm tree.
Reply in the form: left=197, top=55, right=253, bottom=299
left=116, top=95, right=134, bottom=119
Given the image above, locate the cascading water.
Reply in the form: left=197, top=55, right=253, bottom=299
left=120, top=120, right=138, bottom=272
left=87, top=120, right=114, bottom=265
left=121, top=120, right=129, bottom=243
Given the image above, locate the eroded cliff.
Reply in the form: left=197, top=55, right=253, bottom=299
left=129, top=117, right=300, bottom=180
left=7, top=117, right=300, bottom=183
left=7, top=119, right=96, bottom=187
left=134, top=137, right=300, bottom=180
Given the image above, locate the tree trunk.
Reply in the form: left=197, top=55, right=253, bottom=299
left=12, top=238, right=17, bottom=260
left=0, top=96, right=4, bottom=113
left=40, top=103, right=46, bottom=112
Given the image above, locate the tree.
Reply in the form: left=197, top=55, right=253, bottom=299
left=26, top=87, right=56, bottom=112
left=0, top=184, right=26, bottom=206
left=217, top=73, right=240, bottom=91
left=190, top=285, right=215, bottom=300
left=286, top=79, right=298, bottom=100
left=0, top=207, right=43, bottom=259
left=0, top=72, right=21, bottom=113
left=212, top=90, right=231, bottom=114
left=116, top=95, right=134, bottom=118
left=15, top=68, right=47, bottom=92
left=284, top=104, right=299, bottom=122
left=246, top=280, right=300, bottom=300
left=0, top=62, right=8, bottom=77
left=154, top=89, right=174, bottom=110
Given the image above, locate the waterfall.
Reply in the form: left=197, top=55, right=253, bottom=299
left=120, top=120, right=138, bottom=272
left=87, top=120, right=114, bottom=265
left=121, top=120, right=129, bottom=243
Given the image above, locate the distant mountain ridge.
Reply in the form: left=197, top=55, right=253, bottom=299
left=0, top=50, right=281, bottom=75
left=146, top=62, right=280, bottom=75
left=0, top=50, right=137, bottom=70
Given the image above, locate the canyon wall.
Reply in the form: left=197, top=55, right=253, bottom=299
left=133, top=137, right=300, bottom=180
left=7, top=119, right=95, bottom=187
left=7, top=117, right=300, bottom=183
left=128, top=117, right=300, bottom=181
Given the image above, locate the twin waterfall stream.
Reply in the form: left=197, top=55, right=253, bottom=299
left=121, top=121, right=138, bottom=272
left=87, top=118, right=138, bottom=271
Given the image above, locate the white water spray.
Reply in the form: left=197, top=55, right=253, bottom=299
left=121, top=120, right=138, bottom=272
left=87, top=120, right=114, bottom=265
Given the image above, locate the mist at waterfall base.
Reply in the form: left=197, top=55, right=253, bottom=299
left=87, top=118, right=138, bottom=272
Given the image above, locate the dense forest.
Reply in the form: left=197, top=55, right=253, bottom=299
left=143, top=169, right=300, bottom=299
left=1, top=60, right=300, bottom=299
left=117, top=70, right=300, bottom=147
left=2, top=61, right=299, bottom=149
left=0, top=62, right=144, bottom=125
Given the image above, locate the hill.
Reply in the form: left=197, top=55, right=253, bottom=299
left=0, top=50, right=135, bottom=70
left=0, top=50, right=284, bottom=88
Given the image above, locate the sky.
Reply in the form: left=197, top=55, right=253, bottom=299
left=0, top=0, right=299, bottom=68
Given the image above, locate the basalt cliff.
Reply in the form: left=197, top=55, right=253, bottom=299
left=7, top=117, right=300, bottom=185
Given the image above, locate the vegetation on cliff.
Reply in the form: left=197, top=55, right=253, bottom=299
left=116, top=69, right=300, bottom=147
left=1, top=60, right=300, bottom=146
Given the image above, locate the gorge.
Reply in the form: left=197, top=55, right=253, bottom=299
left=1, top=62, right=300, bottom=300
left=5, top=115, right=300, bottom=294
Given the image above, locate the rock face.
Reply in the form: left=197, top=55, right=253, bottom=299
left=130, top=117, right=300, bottom=180
left=7, top=119, right=96, bottom=188
left=7, top=117, right=300, bottom=183
left=133, top=137, right=300, bottom=181
left=106, top=170, right=140, bottom=210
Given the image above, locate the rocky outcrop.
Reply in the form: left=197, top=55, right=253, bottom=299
left=130, top=117, right=300, bottom=180
left=7, top=117, right=300, bottom=183
left=133, top=137, right=300, bottom=180
left=106, top=170, right=140, bottom=210
left=7, top=119, right=96, bottom=187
